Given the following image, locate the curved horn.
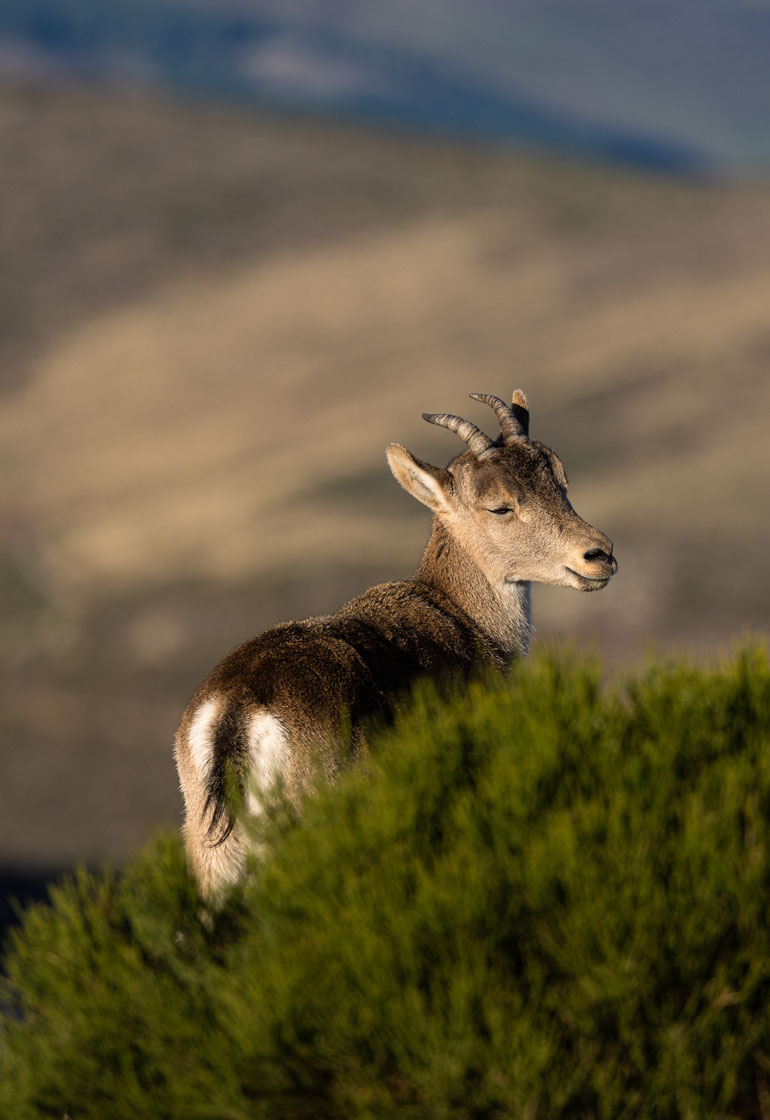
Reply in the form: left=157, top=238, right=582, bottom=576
left=421, top=411, right=494, bottom=457
left=468, top=393, right=527, bottom=443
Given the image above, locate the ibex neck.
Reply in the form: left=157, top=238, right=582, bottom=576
left=415, top=520, right=531, bottom=662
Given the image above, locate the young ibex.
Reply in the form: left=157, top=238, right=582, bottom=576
left=175, top=391, right=616, bottom=900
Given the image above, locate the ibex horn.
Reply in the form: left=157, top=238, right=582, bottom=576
left=421, top=412, right=494, bottom=457
left=469, top=393, right=528, bottom=443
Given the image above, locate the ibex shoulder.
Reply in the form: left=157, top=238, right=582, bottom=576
left=189, top=577, right=498, bottom=720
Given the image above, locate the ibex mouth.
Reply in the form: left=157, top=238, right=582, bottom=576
left=564, top=567, right=614, bottom=592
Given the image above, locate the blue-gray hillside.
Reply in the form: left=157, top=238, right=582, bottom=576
left=2, top=0, right=770, bottom=173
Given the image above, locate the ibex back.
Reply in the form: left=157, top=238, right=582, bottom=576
left=175, top=391, right=617, bottom=900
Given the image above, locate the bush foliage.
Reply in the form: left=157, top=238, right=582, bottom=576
left=2, top=647, right=770, bottom=1118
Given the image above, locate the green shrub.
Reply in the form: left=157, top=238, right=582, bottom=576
left=2, top=646, right=770, bottom=1118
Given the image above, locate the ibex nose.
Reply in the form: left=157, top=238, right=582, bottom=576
left=583, top=545, right=617, bottom=574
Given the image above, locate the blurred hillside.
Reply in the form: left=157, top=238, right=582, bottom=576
left=3, top=0, right=770, bottom=172
left=2, top=79, right=770, bottom=874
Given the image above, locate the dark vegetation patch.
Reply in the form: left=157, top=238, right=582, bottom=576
left=2, top=646, right=770, bottom=1117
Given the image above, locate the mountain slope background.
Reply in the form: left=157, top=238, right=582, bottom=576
left=2, top=79, right=770, bottom=880
left=1, top=0, right=770, bottom=172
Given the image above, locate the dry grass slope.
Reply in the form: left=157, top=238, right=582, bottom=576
left=2, top=80, right=770, bottom=868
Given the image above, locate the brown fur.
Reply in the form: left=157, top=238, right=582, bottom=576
left=174, top=391, right=617, bottom=900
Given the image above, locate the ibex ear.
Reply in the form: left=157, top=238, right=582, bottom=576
left=386, top=443, right=453, bottom=514
left=511, top=389, right=530, bottom=437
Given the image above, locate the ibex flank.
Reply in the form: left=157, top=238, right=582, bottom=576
left=175, top=391, right=617, bottom=900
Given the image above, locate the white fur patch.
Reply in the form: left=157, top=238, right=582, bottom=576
left=187, top=697, right=221, bottom=778
left=246, top=711, right=289, bottom=814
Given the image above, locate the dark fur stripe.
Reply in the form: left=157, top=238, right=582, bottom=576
left=202, top=704, right=248, bottom=847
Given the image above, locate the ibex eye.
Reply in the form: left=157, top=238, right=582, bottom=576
left=489, top=506, right=513, bottom=516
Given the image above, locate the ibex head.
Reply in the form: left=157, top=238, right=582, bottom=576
left=386, top=390, right=617, bottom=592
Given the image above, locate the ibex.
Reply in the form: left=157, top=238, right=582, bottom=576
left=175, top=391, right=617, bottom=900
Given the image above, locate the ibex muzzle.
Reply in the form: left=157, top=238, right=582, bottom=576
left=175, top=390, right=617, bottom=901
